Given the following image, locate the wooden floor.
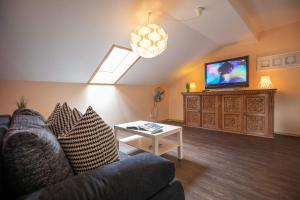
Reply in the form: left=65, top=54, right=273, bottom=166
left=118, top=124, right=300, bottom=200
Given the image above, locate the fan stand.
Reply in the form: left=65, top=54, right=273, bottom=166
left=149, top=102, right=160, bottom=122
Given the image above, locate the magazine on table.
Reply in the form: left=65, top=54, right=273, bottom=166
left=126, top=122, right=163, bottom=134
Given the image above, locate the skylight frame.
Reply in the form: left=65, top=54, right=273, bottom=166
left=88, top=44, right=141, bottom=85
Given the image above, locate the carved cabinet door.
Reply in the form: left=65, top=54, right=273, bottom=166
left=185, top=96, right=201, bottom=127
left=186, top=96, right=200, bottom=110
left=222, top=95, right=243, bottom=133
left=244, top=94, right=269, bottom=137
left=202, top=95, right=218, bottom=129
left=186, top=111, right=201, bottom=127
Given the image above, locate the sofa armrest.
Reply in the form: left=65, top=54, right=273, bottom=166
left=0, top=115, right=11, bottom=127
left=0, top=115, right=10, bottom=150
left=149, top=179, right=185, bottom=200
left=24, top=153, right=175, bottom=200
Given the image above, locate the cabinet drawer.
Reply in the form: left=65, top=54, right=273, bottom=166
left=244, top=94, right=269, bottom=136
left=245, top=115, right=266, bottom=135
left=222, top=95, right=243, bottom=132
left=245, top=94, right=267, bottom=115
left=202, top=95, right=217, bottom=112
left=202, top=112, right=218, bottom=129
left=202, top=95, right=218, bottom=129
left=186, top=111, right=201, bottom=127
left=223, top=114, right=243, bottom=132
left=186, top=96, right=200, bottom=110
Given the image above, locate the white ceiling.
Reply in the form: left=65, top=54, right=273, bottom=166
left=0, top=0, right=277, bottom=85
left=230, top=0, right=300, bottom=33
left=166, top=0, right=253, bottom=45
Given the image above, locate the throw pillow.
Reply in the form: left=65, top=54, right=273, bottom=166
left=13, top=109, right=46, bottom=122
left=49, top=102, right=72, bottom=136
left=47, top=103, right=61, bottom=124
left=58, top=106, right=119, bottom=174
left=63, top=108, right=82, bottom=134
left=2, top=125, right=74, bottom=197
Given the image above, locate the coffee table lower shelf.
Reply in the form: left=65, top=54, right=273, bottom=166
left=119, top=135, right=178, bottom=156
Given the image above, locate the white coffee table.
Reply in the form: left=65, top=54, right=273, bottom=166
left=114, top=121, right=183, bottom=159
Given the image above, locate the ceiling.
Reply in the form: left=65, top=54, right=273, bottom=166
left=166, top=0, right=252, bottom=45
left=0, top=0, right=298, bottom=85
left=230, top=0, right=300, bottom=33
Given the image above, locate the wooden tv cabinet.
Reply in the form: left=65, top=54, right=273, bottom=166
left=182, top=89, right=277, bottom=138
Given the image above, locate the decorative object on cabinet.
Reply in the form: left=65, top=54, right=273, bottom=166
left=258, top=76, right=273, bottom=89
left=189, top=82, right=197, bottom=90
left=185, top=83, right=190, bottom=93
left=185, top=82, right=196, bottom=93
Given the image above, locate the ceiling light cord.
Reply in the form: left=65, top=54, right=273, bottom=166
left=147, top=11, right=152, bottom=24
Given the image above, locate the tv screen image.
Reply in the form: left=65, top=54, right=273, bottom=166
left=205, top=56, right=248, bottom=89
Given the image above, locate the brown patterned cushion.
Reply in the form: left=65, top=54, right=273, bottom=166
left=63, top=108, right=82, bottom=135
left=58, top=106, right=119, bottom=174
left=49, top=102, right=72, bottom=136
left=47, top=103, right=61, bottom=124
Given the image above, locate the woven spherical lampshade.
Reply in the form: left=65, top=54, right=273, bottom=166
left=130, top=23, right=168, bottom=58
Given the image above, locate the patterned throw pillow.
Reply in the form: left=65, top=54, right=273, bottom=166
left=49, top=102, right=72, bottom=136
left=47, top=103, right=61, bottom=124
left=58, top=106, right=119, bottom=174
left=63, top=108, right=82, bottom=134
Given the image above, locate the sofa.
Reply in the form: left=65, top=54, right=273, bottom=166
left=0, top=110, right=185, bottom=200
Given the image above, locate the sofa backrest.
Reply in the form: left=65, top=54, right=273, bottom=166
left=1, top=109, right=74, bottom=198
left=0, top=115, right=11, bottom=197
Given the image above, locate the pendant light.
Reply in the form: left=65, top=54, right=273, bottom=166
left=130, top=12, right=168, bottom=58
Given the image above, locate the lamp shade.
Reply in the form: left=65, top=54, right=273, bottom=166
left=130, top=23, right=168, bottom=58
left=258, top=76, right=273, bottom=89
left=189, top=82, right=197, bottom=89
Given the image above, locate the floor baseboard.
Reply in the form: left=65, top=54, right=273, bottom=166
left=159, top=119, right=184, bottom=124
left=160, top=120, right=300, bottom=138
left=275, top=132, right=300, bottom=138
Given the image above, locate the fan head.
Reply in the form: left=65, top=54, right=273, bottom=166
left=153, top=87, right=165, bottom=102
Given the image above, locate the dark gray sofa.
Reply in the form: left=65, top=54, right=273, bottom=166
left=0, top=110, right=185, bottom=200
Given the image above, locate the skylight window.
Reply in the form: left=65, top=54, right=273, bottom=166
left=89, top=45, right=140, bottom=84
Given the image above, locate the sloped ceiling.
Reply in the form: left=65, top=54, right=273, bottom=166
left=0, top=0, right=255, bottom=85
left=230, top=0, right=300, bottom=33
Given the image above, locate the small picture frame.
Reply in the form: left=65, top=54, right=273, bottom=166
left=285, top=55, right=297, bottom=65
left=257, top=51, right=300, bottom=71
left=272, top=57, right=283, bottom=66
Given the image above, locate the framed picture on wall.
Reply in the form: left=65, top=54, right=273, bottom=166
left=257, top=51, right=300, bottom=71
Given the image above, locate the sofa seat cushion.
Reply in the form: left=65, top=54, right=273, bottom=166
left=2, top=125, right=74, bottom=198
left=24, top=153, right=177, bottom=200
left=118, top=151, right=130, bottom=161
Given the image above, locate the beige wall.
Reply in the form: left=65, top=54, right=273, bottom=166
left=1, top=22, right=299, bottom=135
left=0, top=80, right=168, bottom=126
left=166, top=21, right=300, bottom=135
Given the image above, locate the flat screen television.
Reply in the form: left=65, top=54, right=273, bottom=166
left=205, top=56, right=249, bottom=89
